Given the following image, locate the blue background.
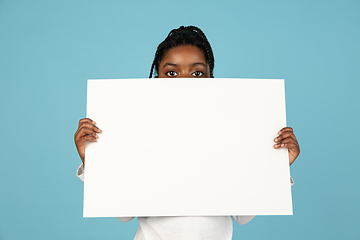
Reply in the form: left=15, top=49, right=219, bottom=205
left=1, top=0, right=359, bottom=239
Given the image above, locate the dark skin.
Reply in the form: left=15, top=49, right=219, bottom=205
left=156, top=45, right=211, bottom=78
left=74, top=45, right=300, bottom=166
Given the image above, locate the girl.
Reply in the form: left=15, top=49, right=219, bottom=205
left=74, top=26, right=300, bottom=240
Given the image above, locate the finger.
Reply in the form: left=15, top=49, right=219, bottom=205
left=278, top=137, right=298, bottom=146
left=80, top=135, right=98, bottom=143
left=278, top=127, right=293, bottom=135
left=279, top=138, right=298, bottom=145
left=75, top=127, right=99, bottom=140
left=277, top=139, right=299, bottom=151
left=75, top=122, right=102, bottom=137
left=274, top=131, right=297, bottom=143
left=78, top=118, right=96, bottom=127
left=279, top=141, right=299, bottom=149
left=273, top=142, right=299, bottom=151
left=275, top=140, right=299, bottom=152
left=79, top=122, right=102, bottom=133
left=76, top=118, right=97, bottom=136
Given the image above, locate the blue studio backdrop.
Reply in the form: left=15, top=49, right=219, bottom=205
left=0, top=0, right=359, bottom=239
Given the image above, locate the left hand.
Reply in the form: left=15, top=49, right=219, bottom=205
left=274, top=127, right=300, bottom=165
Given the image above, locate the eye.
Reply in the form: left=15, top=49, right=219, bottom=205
left=166, top=71, right=178, bottom=77
left=192, top=71, right=204, bottom=77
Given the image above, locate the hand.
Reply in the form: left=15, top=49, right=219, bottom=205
left=273, top=127, right=300, bottom=165
left=74, top=118, right=102, bottom=166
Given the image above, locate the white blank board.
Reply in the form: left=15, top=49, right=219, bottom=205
left=84, top=78, right=293, bottom=217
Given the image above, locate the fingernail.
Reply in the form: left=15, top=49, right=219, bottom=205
left=278, top=131, right=282, bottom=135
left=92, top=121, right=96, bottom=124
left=281, top=144, right=285, bottom=147
left=274, top=137, right=279, bottom=142
left=95, top=134, right=98, bottom=138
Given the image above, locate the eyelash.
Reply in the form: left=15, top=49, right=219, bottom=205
left=192, top=71, right=204, bottom=77
left=165, top=71, right=204, bottom=77
left=166, top=71, right=178, bottom=77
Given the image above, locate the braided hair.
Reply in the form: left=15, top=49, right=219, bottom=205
left=149, top=26, right=215, bottom=78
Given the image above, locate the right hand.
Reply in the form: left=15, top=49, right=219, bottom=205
left=74, top=118, right=102, bottom=166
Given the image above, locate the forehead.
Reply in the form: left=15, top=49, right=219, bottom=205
left=161, top=45, right=206, bottom=64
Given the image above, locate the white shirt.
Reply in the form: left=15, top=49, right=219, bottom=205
left=77, top=164, right=292, bottom=240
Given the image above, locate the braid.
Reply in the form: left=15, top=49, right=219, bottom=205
left=149, top=26, right=215, bottom=78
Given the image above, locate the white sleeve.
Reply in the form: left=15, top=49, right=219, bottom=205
left=76, top=163, right=85, bottom=182
left=116, top=217, right=135, bottom=222
left=76, top=163, right=135, bottom=223
left=290, top=176, right=295, bottom=186
left=232, top=215, right=256, bottom=225
left=232, top=176, right=294, bottom=225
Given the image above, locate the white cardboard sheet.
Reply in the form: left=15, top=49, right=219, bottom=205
left=84, top=78, right=292, bottom=217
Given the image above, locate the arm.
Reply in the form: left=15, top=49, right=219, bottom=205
left=74, top=118, right=135, bottom=223
left=233, top=128, right=299, bottom=225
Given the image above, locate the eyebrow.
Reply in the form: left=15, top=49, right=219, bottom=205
left=162, top=63, right=177, bottom=69
left=162, top=62, right=206, bottom=69
left=191, top=62, right=206, bottom=67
